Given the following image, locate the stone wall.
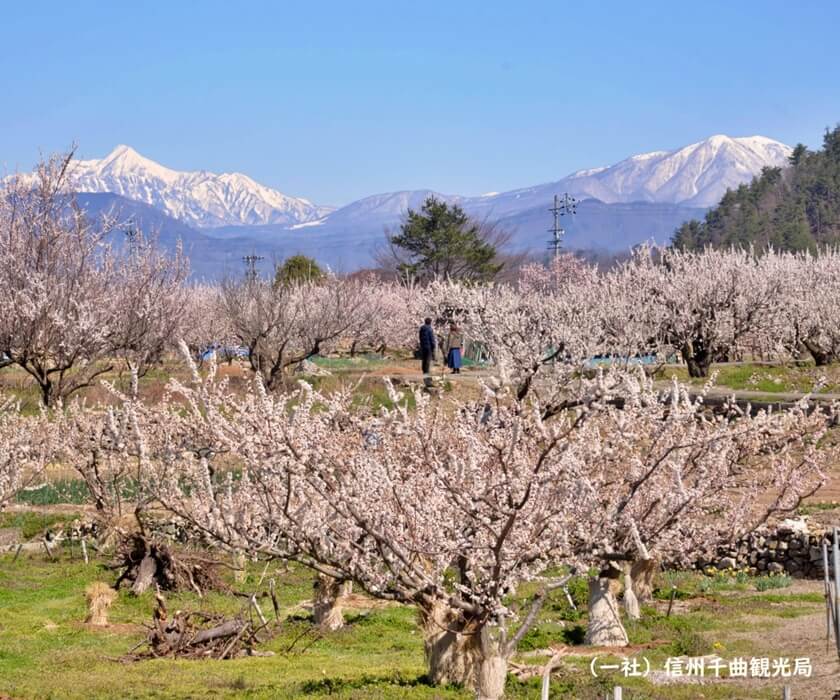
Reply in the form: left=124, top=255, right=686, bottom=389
left=699, top=519, right=837, bottom=579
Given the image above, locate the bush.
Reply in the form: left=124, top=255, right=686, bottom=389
left=668, top=627, right=712, bottom=657
left=754, top=573, right=792, bottom=591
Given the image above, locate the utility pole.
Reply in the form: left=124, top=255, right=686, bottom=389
left=242, top=254, right=264, bottom=282
left=547, top=193, right=578, bottom=258
left=124, top=219, right=140, bottom=257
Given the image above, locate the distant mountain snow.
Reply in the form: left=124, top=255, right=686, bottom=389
left=460, top=135, right=793, bottom=221
left=69, top=145, right=331, bottom=228
left=31, top=133, right=794, bottom=276
left=65, top=134, right=790, bottom=234
left=297, top=134, right=791, bottom=234
left=558, top=134, right=792, bottom=207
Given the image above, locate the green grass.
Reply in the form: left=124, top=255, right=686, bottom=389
left=0, top=511, right=80, bottom=540
left=662, top=362, right=840, bottom=395
left=798, top=500, right=840, bottom=516
left=15, top=479, right=93, bottom=506
left=1, top=550, right=814, bottom=699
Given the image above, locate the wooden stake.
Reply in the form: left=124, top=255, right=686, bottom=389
left=269, top=578, right=280, bottom=619
left=666, top=586, right=677, bottom=617
left=250, top=594, right=267, bottom=627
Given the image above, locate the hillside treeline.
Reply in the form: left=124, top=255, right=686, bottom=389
left=673, top=125, right=840, bottom=251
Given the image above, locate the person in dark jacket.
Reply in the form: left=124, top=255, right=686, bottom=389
left=419, top=317, right=436, bottom=375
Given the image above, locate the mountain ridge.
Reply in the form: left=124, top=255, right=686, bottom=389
left=69, top=145, right=331, bottom=228
left=63, top=134, right=791, bottom=233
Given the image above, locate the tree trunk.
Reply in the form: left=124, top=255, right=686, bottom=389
left=85, top=582, right=116, bottom=626
left=623, top=567, right=640, bottom=621
left=585, top=576, right=629, bottom=646
left=630, top=558, right=657, bottom=605
left=681, top=341, right=712, bottom=378
left=803, top=340, right=834, bottom=367
left=420, top=600, right=478, bottom=687
left=419, top=601, right=508, bottom=699
left=131, top=555, right=157, bottom=596
left=38, top=378, right=55, bottom=408
left=233, top=551, right=247, bottom=584
left=475, top=626, right=508, bottom=700
left=313, top=574, right=346, bottom=632
left=624, top=557, right=658, bottom=620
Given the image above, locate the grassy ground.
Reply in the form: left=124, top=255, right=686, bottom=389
left=0, top=547, right=835, bottom=699
left=659, top=361, right=840, bottom=395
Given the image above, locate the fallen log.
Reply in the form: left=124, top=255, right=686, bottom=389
left=124, top=588, right=277, bottom=661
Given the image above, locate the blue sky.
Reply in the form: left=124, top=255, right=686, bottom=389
left=1, top=1, right=839, bottom=205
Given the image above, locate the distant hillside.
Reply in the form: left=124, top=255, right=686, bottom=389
left=672, top=126, right=840, bottom=251
left=76, top=193, right=289, bottom=280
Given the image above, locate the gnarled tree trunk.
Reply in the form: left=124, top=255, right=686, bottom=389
left=624, top=557, right=657, bottom=621
left=85, top=581, right=117, bottom=626
left=803, top=339, right=834, bottom=367
left=420, top=600, right=478, bottom=687
left=585, top=575, right=629, bottom=646
left=313, top=574, right=349, bottom=631
left=418, top=601, right=508, bottom=700
left=681, top=341, right=713, bottom=378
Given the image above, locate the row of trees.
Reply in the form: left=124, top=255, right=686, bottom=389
left=3, top=156, right=840, bottom=698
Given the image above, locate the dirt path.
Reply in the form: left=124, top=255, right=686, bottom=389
left=720, top=581, right=840, bottom=698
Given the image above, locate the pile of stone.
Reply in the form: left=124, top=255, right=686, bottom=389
left=699, top=518, right=837, bottom=579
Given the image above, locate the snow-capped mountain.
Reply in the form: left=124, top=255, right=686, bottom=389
left=285, top=135, right=791, bottom=234
left=68, top=145, right=331, bottom=228
left=560, top=134, right=792, bottom=207
left=462, top=135, right=792, bottom=219
left=48, top=134, right=794, bottom=275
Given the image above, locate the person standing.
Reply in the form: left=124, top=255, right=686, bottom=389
left=419, top=317, right=436, bottom=376
left=444, top=321, right=463, bottom=374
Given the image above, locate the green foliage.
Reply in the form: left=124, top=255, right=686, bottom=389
left=275, top=255, right=325, bottom=286
left=672, top=125, right=840, bottom=252
left=387, top=197, right=503, bottom=282
left=753, top=574, right=792, bottom=592
left=698, top=569, right=752, bottom=593
left=0, top=511, right=79, bottom=540
left=667, top=627, right=712, bottom=657
left=14, top=479, right=91, bottom=506
left=546, top=576, right=589, bottom=622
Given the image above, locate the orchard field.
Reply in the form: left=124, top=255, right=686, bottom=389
left=2, top=156, right=840, bottom=699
